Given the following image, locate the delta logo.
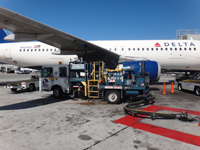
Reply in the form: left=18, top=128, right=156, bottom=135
left=154, top=43, right=161, bottom=47
left=154, top=42, right=195, bottom=47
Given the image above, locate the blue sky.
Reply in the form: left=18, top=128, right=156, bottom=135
left=1, top=0, right=200, bottom=40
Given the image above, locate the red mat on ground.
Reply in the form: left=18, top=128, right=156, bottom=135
left=114, top=105, right=200, bottom=147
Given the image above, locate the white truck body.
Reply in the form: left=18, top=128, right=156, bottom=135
left=4, top=84, right=20, bottom=90
left=39, top=64, right=72, bottom=94
left=177, top=80, right=200, bottom=95
left=4, top=78, right=39, bottom=91
left=21, top=79, right=39, bottom=90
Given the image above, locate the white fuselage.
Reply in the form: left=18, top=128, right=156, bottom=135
left=0, top=42, right=77, bottom=68
left=0, top=40, right=200, bottom=71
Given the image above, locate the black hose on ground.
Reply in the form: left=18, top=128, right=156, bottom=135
left=124, top=99, right=200, bottom=123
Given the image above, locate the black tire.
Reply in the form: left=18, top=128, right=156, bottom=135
left=195, top=87, right=200, bottom=96
left=105, top=90, right=121, bottom=104
left=29, top=84, right=35, bottom=91
left=53, top=86, right=63, bottom=99
left=178, top=84, right=182, bottom=91
left=11, top=88, right=17, bottom=91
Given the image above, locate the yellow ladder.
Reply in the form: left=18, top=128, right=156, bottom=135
left=87, top=61, right=104, bottom=98
left=88, top=80, right=99, bottom=98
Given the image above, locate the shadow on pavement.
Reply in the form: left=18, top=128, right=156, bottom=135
left=149, top=87, right=160, bottom=91
left=0, top=95, right=72, bottom=110
left=155, top=80, right=175, bottom=85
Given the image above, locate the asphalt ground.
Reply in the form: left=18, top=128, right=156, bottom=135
left=0, top=74, right=200, bottom=150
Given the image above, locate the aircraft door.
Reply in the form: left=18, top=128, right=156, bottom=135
left=5, top=44, right=13, bottom=59
left=168, top=48, right=185, bottom=70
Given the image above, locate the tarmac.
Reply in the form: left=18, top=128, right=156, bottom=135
left=0, top=74, right=200, bottom=150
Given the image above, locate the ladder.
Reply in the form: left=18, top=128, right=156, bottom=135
left=87, top=61, right=104, bottom=98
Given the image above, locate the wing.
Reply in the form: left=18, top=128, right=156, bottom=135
left=0, top=7, right=121, bottom=68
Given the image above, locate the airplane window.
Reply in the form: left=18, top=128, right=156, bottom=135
left=189, top=48, right=191, bottom=51
left=194, top=48, right=196, bottom=51
left=27, top=49, right=29, bottom=52
left=54, top=49, right=56, bottom=51
left=175, top=48, right=177, bottom=51
left=138, top=48, right=140, bottom=51
left=38, top=49, right=40, bottom=51
left=170, top=48, right=172, bottom=51
left=184, top=48, right=187, bottom=51
left=46, top=49, right=48, bottom=51
left=35, top=49, right=37, bottom=51
left=142, top=48, right=144, bottom=51
left=165, top=48, right=168, bottom=50
left=151, top=48, right=153, bottom=51
left=161, top=48, right=163, bottom=51
left=180, top=48, right=182, bottom=51
left=31, top=49, right=33, bottom=52
left=156, top=48, right=158, bottom=51
left=128, top=48, right=130, bottom=51
left=133, top=48, right=135, bottom=51
left=20, top=49, right=22, bottom=52
left=50, top=49, right=52, bottom=51
left=122, top=48, right=124, bottom=51
left=23, top=49, right=25, bottom=52
left=114, top=48, right=117, bottom=51
left=42, top=49, right=44, bottom=51
left=147, top=48, right=149, bottom=51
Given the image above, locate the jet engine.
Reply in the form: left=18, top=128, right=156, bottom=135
left=121, top=60, right=161, bottom=84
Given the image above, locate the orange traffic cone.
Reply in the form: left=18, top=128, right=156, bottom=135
left=171, top=82, right=175, bottom=94
left=162, top=83, right=167, bottom=95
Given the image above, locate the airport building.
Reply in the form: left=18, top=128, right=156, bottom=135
left=177, top=29, right=200, bottom=40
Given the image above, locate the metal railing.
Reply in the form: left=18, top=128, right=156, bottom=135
left=176, top=29, right=199, bottom=39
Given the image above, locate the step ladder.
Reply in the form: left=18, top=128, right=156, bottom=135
left=87, top=61, right=104, bottom=98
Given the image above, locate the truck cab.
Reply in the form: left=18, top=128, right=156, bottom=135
left=40, top=64, right=72, bottom=98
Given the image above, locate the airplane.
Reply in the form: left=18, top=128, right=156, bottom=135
left=0, top=7, right=199, bottom=84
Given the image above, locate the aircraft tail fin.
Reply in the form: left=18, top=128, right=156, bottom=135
left=0, top=28, right=12, bottom=43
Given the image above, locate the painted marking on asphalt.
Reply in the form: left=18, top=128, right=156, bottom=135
left=114, top=105, right=200, bottom=147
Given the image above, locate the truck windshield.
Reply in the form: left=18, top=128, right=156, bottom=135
left=41, top=67, right=53, bottom=77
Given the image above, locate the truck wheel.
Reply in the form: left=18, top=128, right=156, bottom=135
left=53, top=86, right=63, bottom=99
left=178, top=84, right=182, bottom=91
left=29, top=84, right=35, bottom=91
left=11, top=88, right=17, bottom=91
left=195, top=87, right=200, bottom=96
left=105, top=90, right=121, bottom=104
